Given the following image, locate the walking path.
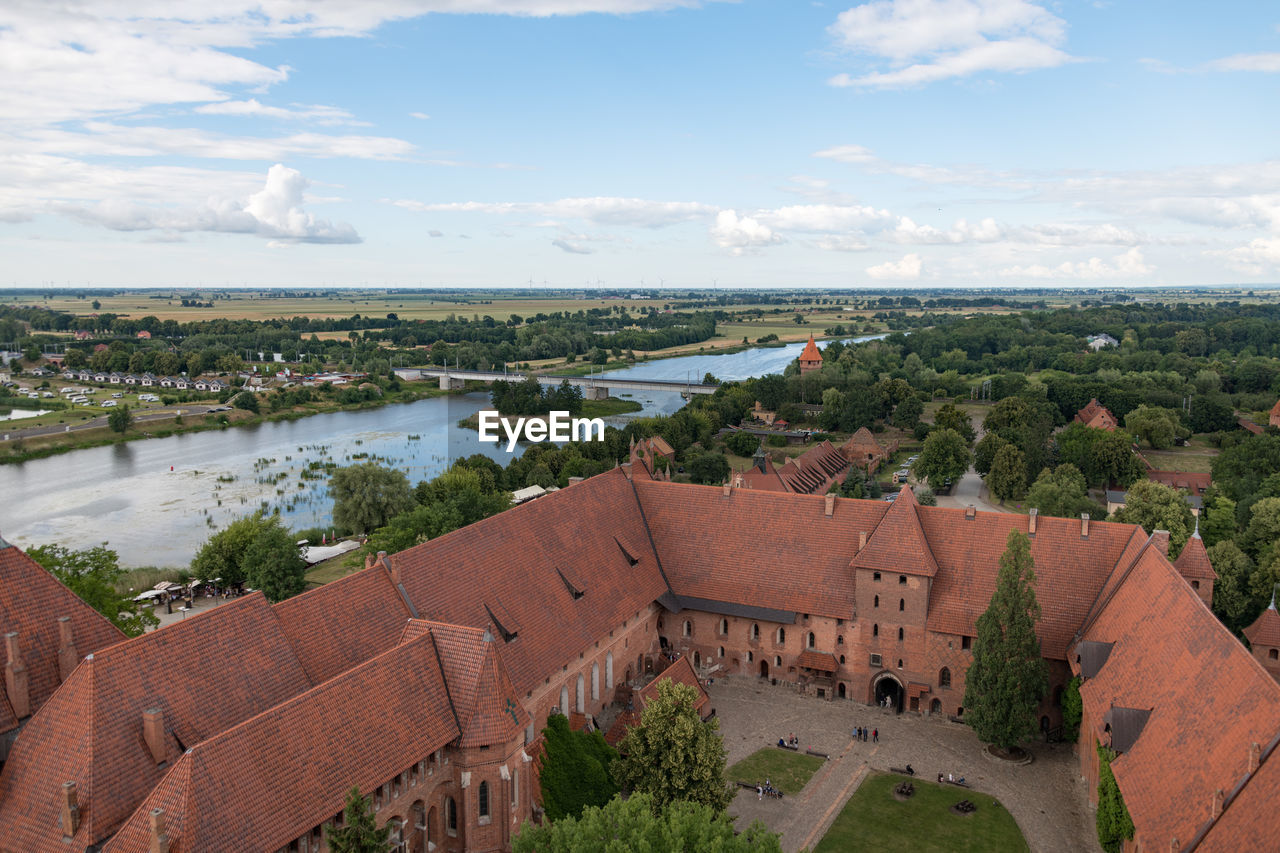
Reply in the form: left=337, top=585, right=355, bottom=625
left=712, top=677, right=1098, bottom=853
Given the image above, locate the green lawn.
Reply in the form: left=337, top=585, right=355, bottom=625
left=814, top=773, right=1029, bottom=853
left=305, top=552, right=363, bottom=587
left=727, top=748, right=825, bottom=796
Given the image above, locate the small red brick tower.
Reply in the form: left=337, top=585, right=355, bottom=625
left=798, top=335, right=823, bottom=374
left=1245, top=587, right=1280, bottom=684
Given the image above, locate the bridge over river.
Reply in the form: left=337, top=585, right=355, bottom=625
left=393, top=367, right=718, bottom=400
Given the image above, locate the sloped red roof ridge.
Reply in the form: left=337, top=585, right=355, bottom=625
left=798, top=334, right=822, bottom=364
left=1173, top=531, right=1217, bottom=581
left=0, top=593, right=313, bottom=851
left=0, top=542, right=125, bottom=731
left=1076, top=547, right=1280, bottom=851
left=607, top=656, right=710, bottom=746
left=1245, top=601, right=1280, bottom=650
left=851, top=485, right=940, bottom=578
left=102, top=632, right=460, bottom=853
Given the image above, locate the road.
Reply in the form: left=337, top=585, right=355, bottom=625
left=935, top=464, right=1010, bottom=514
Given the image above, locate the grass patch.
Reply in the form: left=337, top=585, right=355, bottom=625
left=814, top=773, right=1028, bottom=853
left=727, top=748, right=825, bottom=796
left=305, top=552, right=363, bottom=587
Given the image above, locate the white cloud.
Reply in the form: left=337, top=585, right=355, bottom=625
left=194, top=99, right=368, bottom=125
left=999, top=247, right=1152, bottom=279
left=711, top=210, right=782, bottom=253
left=54, top=164, right=361, bottom=244
left=1219, top=238, right=1280, bottom=275
left=410, top=112, right=432, bottom=120
left=552, top=238, right=593, bottom=254
left=390, top=196, right=714, bottom=227
left=827, top=0, right=1074, bottom=88
left=1206, top=53, right=1280, bottom=73
left=866, top=253, right=923, bottom=280
left=758, top=203, right=895, bottom=233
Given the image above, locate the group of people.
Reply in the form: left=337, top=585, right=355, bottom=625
left=756, top=778, right=781, bottom=800
left=852, top=725, right=878, bottom=743
left=937, top=772, right=966, bottom=785
left=776, top=732, right=799, bottom=748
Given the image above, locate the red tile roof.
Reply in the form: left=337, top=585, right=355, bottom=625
left=102, top=632, right=460, bottom=853
left=776, top=441, right=851, bottom=495
left=0, top=594, right=313, bottom=851
left=1173, top=531, right=1217, bottom=582
left=851, top=486, right=940, bottom=579
left=271, top=563, right=412, bottom=684
left=1196, top=743, right=1280, bottom=851
left=1074, top=398, right=1118, bottom=431
left=1244, top=602, right=1280, bottom=650
left=390, top=468, right=671, bottom=696
left=796, top=650, right=838, bottom=672
left=798, top=335, right=822, bottom=365
left=734, top=455, right=788, bottom=492
left=1076, top=548, right=1280, bottom=851
left=605, top=656, right=709, bottom=746
left=0, top=542, right=124, bottom=732
left=636, top=480, right=888, bottom=619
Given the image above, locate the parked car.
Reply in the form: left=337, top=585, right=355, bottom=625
left=111, top=392, right=123, bottom=398
left=101, top=400, right=117, bottom=407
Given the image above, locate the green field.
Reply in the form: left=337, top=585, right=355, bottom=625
left=727, top=748, right=826, bottom=796
left=814, top=773, right=1028, bottom=853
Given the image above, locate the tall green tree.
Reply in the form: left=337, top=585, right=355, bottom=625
left=987, top=443, right=1028, bottom=502
left=1095, top=746, right=1135, bottom=853
left=1026, top=464, right=1101, bottom=520
left=27, top=544, right=158, bottom=637
left=330, top=463, right=414, bottom=534
left=913, top=427, right=972, bottom=486
left=513, top=792, right=781, bottom=853
left=1207, top=541, right=1253, bottom=635
left=325, top=787, right=390, bottom=853
left=933, top=403, right=976, bottom=444
left=107, top=403, right=132, bottom=434
left=240, top=518, right=308, bottom=602
left=1201, top=495, right=1237, bottom=548
left=1060, top=676, right=1082, bottom=742
left=961, top=529, right=1049, bottom=751
left=973, top=432, right=1010, bottom=477
left=538, top=714, right=619, bottom=821
left=1123, top=405, right=1182, bottom=450
left=612, top=679, right=732, bottom=815
left=1111, top=480, right=1193, bottom=558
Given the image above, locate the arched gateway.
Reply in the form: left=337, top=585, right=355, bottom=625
left=870, top=671, right=905, bottom=713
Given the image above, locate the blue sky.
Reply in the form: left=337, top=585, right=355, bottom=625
left=1, top=0, right=1278, bottom=288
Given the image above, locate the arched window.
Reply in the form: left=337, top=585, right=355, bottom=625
left=897, top=627, right=904, bottom=641
left=575, top=674, right=585, bottom=713
left=559, top=685, right=569, bottom=714
left=719, top=618, right=728, bottom=635
left=874, top=595, right=879, bottom=608
left=873, top=624, right=879, bottom=637
left=591, top=662, right=600, bottom=701
left=682, top=620, right=692, bottom=637
left=930, top=698, right=942, bottom=714
left=751, top=623, right=760, bottom=640
left=478, top=782, right=490, bottom=819
left=605, top=652, right=614, bottom=689
left=747, top=651, right=753, bottom=662
left=512, top=768, right=519, bottom=810
left=873, top=571, right=881, bottom=581
left=718, top=646, right=725, bottom=658
left=839, top=654, right=846, bottom=664
left=897, top=659, right=903, bottom=669
left=939, top=667, right=951, bottom=688
left=837, top=635, right=844, bottom=645
left=806, top=632, right=816, bottom=649
left=899, top=598, right=905, bottom=611
left=775, top=655, right=781, bottom=667
left=776, top=627, right=786, bottom=645
left=446, top=797, right=458, bottom=835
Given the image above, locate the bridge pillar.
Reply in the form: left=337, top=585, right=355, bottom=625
left=585, top=385, right=609, bottom=401
left=439, top=376, right=464, bottom=390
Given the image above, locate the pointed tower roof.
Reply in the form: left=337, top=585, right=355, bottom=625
left=799, top=334, right=822, bottom=363
left=851, top=484, right=939, bottom=577
left=1245, top=589, right=1280, bottom=650
left=1172, top=521, right=1216, bottom=581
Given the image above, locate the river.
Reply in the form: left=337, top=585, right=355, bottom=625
left=0, top=335, right=881, bottom=566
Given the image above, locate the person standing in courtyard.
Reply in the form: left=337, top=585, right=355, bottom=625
left=873, top=728, right=878, bottom=743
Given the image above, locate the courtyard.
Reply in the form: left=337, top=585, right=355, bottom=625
left=709, top=677, right=1100, bottom=853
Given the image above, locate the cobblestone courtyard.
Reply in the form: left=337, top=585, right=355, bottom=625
left=710, top=677, right=1100, bottom=853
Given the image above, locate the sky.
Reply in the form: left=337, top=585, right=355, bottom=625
left=1, top=0, right=1278, bottom=289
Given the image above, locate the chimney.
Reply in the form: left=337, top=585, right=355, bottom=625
left=722, top=481, right=732, bottom=497
left=965, top=505, right=976, bottom=521
left=57, top=616, right=78, bottom=683
left=1249, top=741, right=1262, bottom=773
left=1151, top=530, right=1170, bottom=557
left=4, top=632, right=30, bottom=719
left=61, top=781, right=80, bottom=838
left=568, top=476, right=584, bottom=486
left=824, top=493, right=836, bottom=517
left=143, top=708, right=166, bottom=764
left=1211, top=788, right=1224, bottom=820
left=378, top=551, right=400, bottom=586
left=1081, top=513, right=1090, bottom=538
left=858, top=531, right=867, bottom=551
left=149, top=808, right=171, bottom=853
left=364, top=551, right=376, bottom=571
left=1028, top=508, right=1038, bottom=536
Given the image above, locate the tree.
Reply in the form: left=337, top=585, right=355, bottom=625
left=108, top=403, right=132, bottom=434
left=913, top=428, right=971, bottom=486
left=1061, top=676, right=1082, bottom=742
left=1111, top=480, right=1193, bottom=558
left=91, top=299, right=101, bottom=310
left=685, top=451, right=730, bottom=485
left=1201, top=496, right=1237, bottom=548
left=513, top=792, right=781, bottom=853
left=539, top=714, right=619, bottom=821
left=330, top=463, right=414, bottom=534
left=1242, top=497, right=1280, bottom=567
left=1095, top=746, right=1135, bottom=853
left=961, top=530, right=1049, bottom=751
left=725, top=431, right=761, bottom=457
left=987, top=444, right=1027, bottom=502
left=932, top=403, right=975, bottom=444
left=612, top=679, right=732, bottom=814
left=1208, top=541, right=1253, bottom=635
left=232, top=390, right=259, bottom=413
left=240, top=518, right=308, bottom=602
left=893, top=394, right=923, bottom=430
left=1123, top=405, right=1181, bottom=450
left=1026, top=464, right=1101, bottom=520
left=973, top=433, right=1009, bottom=477
left=325, top=787, right=391, bottom=853
left=27, top=544, right=158, bottom=637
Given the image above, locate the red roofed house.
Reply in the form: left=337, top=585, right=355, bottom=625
left=798, top=334, right=823, bottom=374
left=135, top=330, right=151, bottom=339
left=1074, top=398, right=1119, bottom=431
left=840, top=426, right=897, bottom=474
left=2, top=448, right=1278, bottom=851
left=732, top=441, right=851, bottom=495
left=1270, top=399, right=1280, bottom=428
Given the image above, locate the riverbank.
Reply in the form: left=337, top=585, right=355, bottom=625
left=0, top=385, right=449, bottom=465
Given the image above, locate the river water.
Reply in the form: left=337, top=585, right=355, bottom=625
left=0, top=335, right=879, bottom=566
